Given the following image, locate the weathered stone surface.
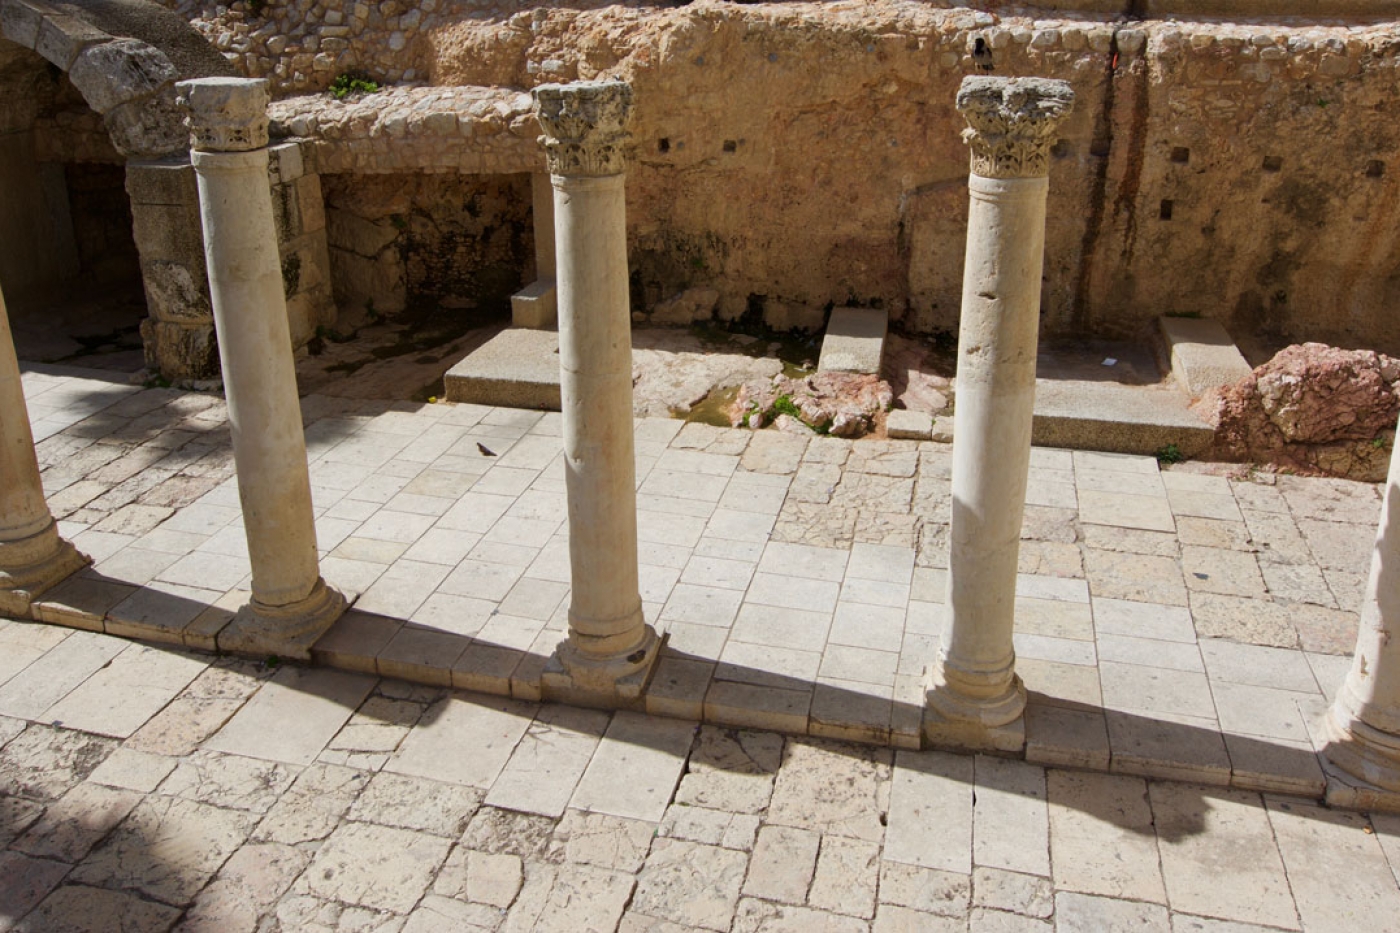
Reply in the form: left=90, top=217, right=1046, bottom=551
left=631, top=838, right=748, bottom=931
left=348, top=770, right=483, bottom=836
left=0, top=725, right=117, bottom=802
left=71, top=795, right=257, bottom=905
left=13, top=782, right=140, bottom=862
left=69, top=38, right=179, bottom=114
left=11, top=884, right=182, bottom=933
left=735, top=372, right=894, bottom=438
left=674, top=727, right=782, bottom=814
left=767, top=739, right=891, bottom=842
left=179, top=842, right=309, bottom=932
left=1208, top=343, right=1400, bottom=480
left=432, top=847, right=522, bottom=908
left=297, top=821, right=452, bottom=913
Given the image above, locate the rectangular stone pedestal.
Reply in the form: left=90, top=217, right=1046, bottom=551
left=511, top=279, right=558, bottom=329
left=922, top=703, right=1027, bottom=755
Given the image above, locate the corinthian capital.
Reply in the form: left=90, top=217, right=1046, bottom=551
left=533, top=79, right=633, bottom=177
left=176, top=77, right=270, bottom=153
left=956, top=77, right=1075, bottom=179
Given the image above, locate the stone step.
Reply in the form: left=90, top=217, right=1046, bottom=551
left=1032, top=378, right=1214, bottom=457
left=817, top=306, right=887, bottom=374
left=1158, top=316, right=1254, bottom=397
left=442, top=327, right=561, bottom=410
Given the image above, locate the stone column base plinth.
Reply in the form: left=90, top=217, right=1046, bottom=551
left=217, top=578, right=347, bottom=661
left=541, top=624, right=662, bottom=709
left=1320, top=705, right=1400, bottom=811
left=922, top=661, right=1027, bottom=753
left=0, top=525, right=89, bottom=618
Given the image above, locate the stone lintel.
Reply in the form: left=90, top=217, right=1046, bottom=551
left=956, top=76, right=1075, bottom=179
left=532, top=79, right=632, bottom=177
left=177, top=77, right=271, bottom=153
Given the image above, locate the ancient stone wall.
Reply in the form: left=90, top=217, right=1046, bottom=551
left=322, top=171, right=533, bottom=320
left=172, top=0, right=1400, bottom=351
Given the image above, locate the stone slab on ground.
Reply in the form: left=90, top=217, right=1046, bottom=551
left=443, top=328, right=562, bottom=411
left=511, top=279, right=558, bottom=330
left=1033, top=379, right=1214, bottom=457
left=818, top=307, right=887, bottom=375
left=1159, top=316, right=1254, bottom=397
left=886, top=409, right=933, bottom=441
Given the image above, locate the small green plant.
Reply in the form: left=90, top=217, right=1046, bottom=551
left=329, top=72, right=381, bottom=100
left=265, top=655, right=282, bottom=668
left=1372, top=436, right=1390, bottom=450
left=1156, top=443, right=1184, bottom=465
left=771, top=394, right=801, bottom=420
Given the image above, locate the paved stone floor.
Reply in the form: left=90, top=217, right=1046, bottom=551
left=6, top=361, right=1400, bottom=929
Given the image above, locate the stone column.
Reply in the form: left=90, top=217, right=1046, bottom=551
left=924, top=77, right=1075, bottom=752
left=1323, top=438, right=1400, bottom=803
left=0, top=288, right=87, bottom=617
left=178, top=78, right=344, bottom=658
left=534, top=80, right=659, bottom=704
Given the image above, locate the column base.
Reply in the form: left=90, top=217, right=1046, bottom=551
left=921, top=660, right=1027, bottom=753
left=1320, top=702, right=1400, bottom=804
left=541, top=623, right=662, bottom=709
left=217, top=578, right=347, bottom=661
left=0, top=524, right=89, bottom=619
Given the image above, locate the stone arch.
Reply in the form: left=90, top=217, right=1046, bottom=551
left=0, top=0, right=252, bottom=380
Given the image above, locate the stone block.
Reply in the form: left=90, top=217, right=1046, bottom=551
left=886, top=409, right=933, bottom=440
left=141, top=260, right=211, bottom=324
left=818, top=307, right=887, bottom=374
left=267, top=141, right=305, bottom=184
left=103, top=89, right=186, bottom=159
left=0, top=0, right=52, bottom=48
left=326, top=207, right=400, bottom=258
left=511, top=278, right=557, bottom=329
left=70, top=38, right=179, bottom=115
left=140, top=318, right=219, bottom=382
left=124, top=157, right=197, bottom=207
left=651, top=287, right=718, bottom=326
left=294, top=173, right=326, bottom=233
left=443, top=327, right=562, bottom=410
left=1159, top=316, right=1254, bottom=397
left=34, top=13, right=107, bottom=69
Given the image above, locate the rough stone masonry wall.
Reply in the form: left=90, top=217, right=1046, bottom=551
left=172, top=0, right=1400, bottom=352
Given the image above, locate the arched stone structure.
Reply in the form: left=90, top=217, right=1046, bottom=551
left=0, top=0, right=335, bottom=381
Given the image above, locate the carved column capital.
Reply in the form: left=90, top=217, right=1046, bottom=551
left=176, top=77, right=270, bottom=152
left=956, top=76, right=1075, bottom=179
left=533, top=79, right=633, bottom=177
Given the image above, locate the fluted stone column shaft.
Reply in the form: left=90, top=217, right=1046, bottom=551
left=0, top=289, right=87, bottom=615
left=534, top=80, right=659, bottom=701
left=925, top=77, right=1074, bottom=751
left=179, top=78, right=344, bottom=657
left=1324, top=438, right=1400, bottom=794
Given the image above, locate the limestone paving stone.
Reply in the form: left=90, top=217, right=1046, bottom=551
left=809, top=835, right=881, bottom=919
left=253, top=762, right=369, bottom=845
left=12, top=781, right=140, bottom=863
left=631, top=838, right=749, bottom=932
left=0, top=796, right=46, bottom=850
left=179, top=841, right=309, bottom=933
left=72, top=795, right=257, bottom=906
left=732, top=899, right=869, bottom=933
left=570, top=712, right=694, bottom=823
left=484, top=704, right=608, bottom=818
left=675, top=726, right=783, bottom=814
left=769, top=739, right=891, bottom=844
left=432, top=848, right=522, bottom=908
left=971, top=867, right=1053, bottom=919
left=349, top=770, right=484, bottom=836
left=972, top=756, right=1049, bottom=877
left=206, top=666, right=376, bottom=767
left=878, top=861, right=971, bottom=917
left=743, top=824, right=820, bottom=903
left=386, top=693, right=536, bottom=789
left=398, top=894, right=502, bottom=932
left=459, top=806, right=560, bottom=863
left=124, top=695, right=246, bottom=759
left=661, top=803, right=760, bottom=852
left=10, top=883, right=182, bottom=933
left=553, top=809, right=656, bottom=873
left=297, top=821, right=451, bottom=913
left=0, top=629, right=126, bottom=720
left=1055, top=892, right=1171, bottom=932
left=0, top=724, right=118, bottom=801
left=38, top=642, right=207, bottom=739
left=1047, top=770, right=1165, bottom=903
left=883, top=749, right=970, bottom=872
left=0, top=850, right=71, bottom=926
left=1268, top=797, right=1400, bottom=931
left=1152, top=783, right=1299, bottom=930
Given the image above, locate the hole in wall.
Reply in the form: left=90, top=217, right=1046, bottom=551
left=722, top=140, right=737, bottom=153
left=1262, top=155, right=1283, bottom=172
left=658, top=138, right=670, bottom=153
left=1089, top=138, right=1111, bottom=158
left=1050, top=140, right=1072, bottom=159
left=1170, top=146, right=1190, bottom=164
left=1159, top=199, right=1174, bottom=220
left=1366, top=160, right=1385, bottom=178
left=973, top=37, right=994, bottom=70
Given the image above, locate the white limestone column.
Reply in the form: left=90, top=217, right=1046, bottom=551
left=925, top=77, right=1075, bottom=752
left=0, top=289, right=87, bottom=616
left=533, top=80, right=659, bottom=703
left=178, top=78, right=344, bottom=658
left=1324, top=438, right=1400, bottom=800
